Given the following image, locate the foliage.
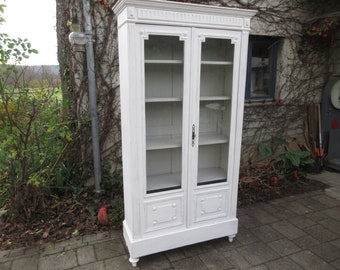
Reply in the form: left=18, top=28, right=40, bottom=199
left=0, top=4, right=73, bottom=220
left=258, top=137, right=315, bottom=181
left=239, top=137, right=316, bottom=205
left=100, top=164, right=124, bottom=227
left=303, top=17, right=340, bottom=49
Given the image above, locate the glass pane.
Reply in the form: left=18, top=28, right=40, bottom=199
left=250, top=42, right=271, bottom=98
left=197, top=38, right=234, bottom=186
left=144, top=35, right=184, bottom=193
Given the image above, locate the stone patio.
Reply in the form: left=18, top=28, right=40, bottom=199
left=1, top=170, right=339, bottom=270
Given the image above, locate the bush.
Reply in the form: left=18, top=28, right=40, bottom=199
left=1, top=6, right=72, bottom=219
left=0, top=84, right=72, bottom=220
left=258, top=137, right=315, bottom=181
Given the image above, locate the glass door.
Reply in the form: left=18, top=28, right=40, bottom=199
left=144, top=34, right=187, bottom=194
left=195, top=34, right=235, bottom=186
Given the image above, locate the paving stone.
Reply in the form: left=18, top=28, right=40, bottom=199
left=309, top=242, right=340, bottom=262
left=238, top=214, right=262, bottom=229
left=271, top=221, right=306, bottom=240
left=305, top=211, right=329, bottom=222
left=283, top=201, right=313, bottom=215
left=92, top=232, right=113, bottom=242
left=0, top=250, right=10, bottom=263
left=138, top=253, right=172, bottom=270
left=331, top=258, right=340, bottom=270
left=39, top=243, right=64, bottom=256
left=293, top=235, right=320, bottom=249
left=8, top=248, right=25, bottom=257
left=288, top=215, right=316, bottom=228
left=250, top=225, right=284, bottom=243
left=165, top=248, right=186, bottom=262
left=22, top=246, right=39, bottom=256
left=244, top=207, right=279, bottom=224
left=311, top=194, right=340, bottom=207
left=288, top=216, right=316, bottom=229
left=250, top=265, right=269, bottom=270
left=237, top=242, right=280, bottom=266
left=261, top=204, right=297, bottom=220
left=77, top=245, right=96, bottom=265
left=104, top=255, right=137, bottom=270
left=298, top=197, right=328, bottom=211
left=73, top=261, right=106, bottom=270
left=289, top=250, right=336, bottom=270
left=265, top=257, right=303, bottom=270
left=38, top=250, right=78, bottom=270
left=11, top=255, right=39, bottom=270
left=182, top=242, right=214, bottom=258
left=322, top=206, right=340, bottom=222
left=54, top=237, right=83, bottom=250
left=222, top=249, right=252, bottom=269
left=199, top=249, right=233, bottom=269
left=325, top=188, right=340, bottom=201
left=94, top=240, right=126, bottom=261
left=0, top=261, right=11, bottom=270
left=330, top=238, right=340, bottom=248
left=171, top=257, right=208, bottom=270
left=268, top=238, right=301, bottom=256
left=82, top=234, right=99, bottom=244
left=318, top=218, right=340, bottom=236
left=235, top=227, right=259, bottom=245
left=304, top=224, right=338, bottom=242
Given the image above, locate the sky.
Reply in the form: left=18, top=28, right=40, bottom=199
left=1, top=0, right=58, bottom=66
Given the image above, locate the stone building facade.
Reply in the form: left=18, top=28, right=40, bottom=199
left=56, top=0, right=340, bottom=174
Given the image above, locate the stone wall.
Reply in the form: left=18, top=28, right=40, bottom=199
left=57, top=0, right=339, bottom=174
left=241, top=104, right=307, bottom=165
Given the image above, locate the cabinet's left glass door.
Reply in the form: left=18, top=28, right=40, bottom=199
left=144, top=35, right=184, bottom=194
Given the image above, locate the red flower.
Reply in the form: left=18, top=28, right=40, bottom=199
left=273, top=176, right=279, bottom=185
left=293, top=170, right=300, bottom=181
left=322, top=33, right=328, bottom=39
left=278, top=98, right=284, bottom=104
left=311, top=26, right=318, bottom=31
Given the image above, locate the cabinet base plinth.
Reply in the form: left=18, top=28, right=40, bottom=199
left=123, top=218, right=238, bottom=261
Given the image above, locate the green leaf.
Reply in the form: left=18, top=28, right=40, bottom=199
left=285, top=151, right=300, bottom=167
left=273, top=137, right=288, bottom=146
left=258, top=143, right=272, bottom=158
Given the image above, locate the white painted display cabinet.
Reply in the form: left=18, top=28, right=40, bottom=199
left=113, top=0, right=256, bottom=266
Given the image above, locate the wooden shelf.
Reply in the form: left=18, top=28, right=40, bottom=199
left=146, top=167, right=227, bottom=193
left=200, top=96, right=231, bottom=101
left=147, top=172, right=181, bottom=193
left=145, top=59, right=183, bottom=64
left=145, top=97, right=182, bottom=103
left=197, top=167, right=227, bottom=185
left=199, top=134, right=228, bottom=145
left=201, top=61, right=232, bottom=65
left=146, top=136, right=182, bottom=150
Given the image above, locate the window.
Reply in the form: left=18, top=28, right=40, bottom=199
left=245, top=35, right=279, bottom=101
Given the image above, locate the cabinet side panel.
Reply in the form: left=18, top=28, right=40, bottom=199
left=229, top=31, right=250, bottom=218
left=118, top=23, right=143, bottom=236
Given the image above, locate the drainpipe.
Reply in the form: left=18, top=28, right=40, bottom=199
left=69, top=0, right=102, bottom=194
left=83, top=0, right=102, bottom=195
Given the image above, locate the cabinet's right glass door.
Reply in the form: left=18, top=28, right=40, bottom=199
left=197, top=38, right=234, bottom=186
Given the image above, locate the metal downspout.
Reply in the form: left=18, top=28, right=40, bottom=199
left=83, top=0, right=102, bottom=194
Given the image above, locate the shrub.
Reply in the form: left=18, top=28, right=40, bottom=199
left=258, top=137, right=315, bottom=181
